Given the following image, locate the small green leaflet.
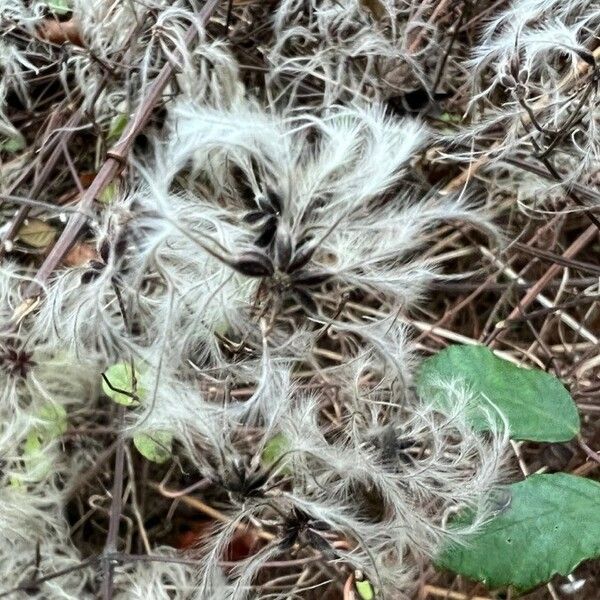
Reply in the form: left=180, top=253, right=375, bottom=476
left=22, top=432, right=49, bottom=481
left=107, top=113, right=128, bottom=143
left=102, top=362, right=145, bottom=405
left=101, top=363, right=172, bottom=464
left=1, top=135, right=25, bottom=154
left=439, top=112, right=462, bottom=124
left=355, top=578, right=375, bottom=600
left=35, top=403, right=68, bottom=439
left=133, top=430, right=173, bottom=464
left=99, top=181, right=119, bottom=205
left=416, top=344, right=579, bottom=442
left=21, top=404, right=68, bottom=481
left=262, top=433, right=289, bottom=466
left=261, top=433, right=293, bottom=475
left=437, top=474, right=600, bottom=592
left=45, top=0, right=70, bottom=14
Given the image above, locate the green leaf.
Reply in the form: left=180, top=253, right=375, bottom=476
left=1, top=135, right=25, bottom=154
left=439, top=112, right=462, bottom=123
left=17, top=219, right=57, bottom=249
left=36, top=403, right=68, bottom=439
left=355, top=578, right=375, bottom=600
left=262, top=433, right=290, bottom=467
left=99, top=181, right=119, bottom=205
left=102, top=362, right=145, bottom=406
left=417, top=344, right=579, bottom=442
left=437, top=474, right=600, bottom=592
left=107, top=113, right=128, bottom=143
left=9, top=475, right=25, bottom=489
left=45, top=0, right=70, bottom=14
left=133, top=430, right=172, bottom=464
left=21, top=403, right=68, bottom=481
left=22, top=432, right=53, bottom=480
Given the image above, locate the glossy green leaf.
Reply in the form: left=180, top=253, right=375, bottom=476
left=437, top=474, right=600, bottom=592
left=133, top=430, right=172, bottom=464
left=102, top=362, right=145, bottom=406
left=417, top=344, right=579, bottom=442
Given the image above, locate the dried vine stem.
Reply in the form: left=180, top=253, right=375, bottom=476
left=0, top=111, right=83, bottom=258
left=101, top=406, right=127, bottom=600
left=442, top=45, right=600, bottom=194
left=498, top=224, right=598, bottom=330
left=24, top=0, right=220, bottom=298
left=0, top=15, right=147, bottom=258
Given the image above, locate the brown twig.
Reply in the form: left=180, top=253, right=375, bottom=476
left=0, top=557, right=99, bottom=599
left=100, top=406, right=127, bottom=600
left=493, top=224, right=598, bottom=339
left=24, top=0, right=219, bottom=298
left=442, top=46, right=600, bottom=193
left=422, top=585, right=491, bottom=600
left=0, top=111, right=83, bottom=258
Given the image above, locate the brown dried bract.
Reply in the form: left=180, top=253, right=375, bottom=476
left=37, top=18, right=84, bottom=47
left=63, top=243, right=99, bottom=267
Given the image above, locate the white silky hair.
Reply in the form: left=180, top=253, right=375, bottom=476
left=0, top=0, right=242, bottom=128
left=0, top=1, right=47, bottom=149
left=121, top=350, right=299, bottom=477
left=32, top=266, right=132, bottom=361
left=31, top=197, right=141, bottom=360
left=0, top=0, right=244, bottom=139
left=478, top=0, right=599, bottom=35
left=121, top=363, right=228, bottom=457
left=0, top=262, right=106, bottom=596
left=268, top=0, right=444, bottom=106
left=274, top=380, right=509, bottom=590
left=223, top=342, right=296, bottom=437
left=0, top=265, right=98, bottom=412
left=0, top=2, right=65, bottom=151
left=0, top=6, right=516, bottom=597
left=314, top=317, right=417, bottom=393
left=168, top=363, right=508, bottom=599
left=0, top=260, right=27, bottom=320
left=113, top=548, right=213, bottom=600
left=66, top=1, right=200, bottom=116
left=175, top=37, right=245, bottom=108
left=125, top=187, right=260, bottom=368
left=121, top=99, right=290, bottom=368
left=127, top=97, right=496, bottom=363
left=0, top=492, right=90, bottom=599
left=469, top=18, right=594, bottom=96
left=458, top=0, right=600, bottom=203
left=0, top=374, right=100, bottom=598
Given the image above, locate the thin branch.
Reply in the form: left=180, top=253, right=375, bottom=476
left=24, top=0, right=219, bottom=298
left=0, top=557, right=99, bottom=599
left=100, top=406, right=127, bottom=600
